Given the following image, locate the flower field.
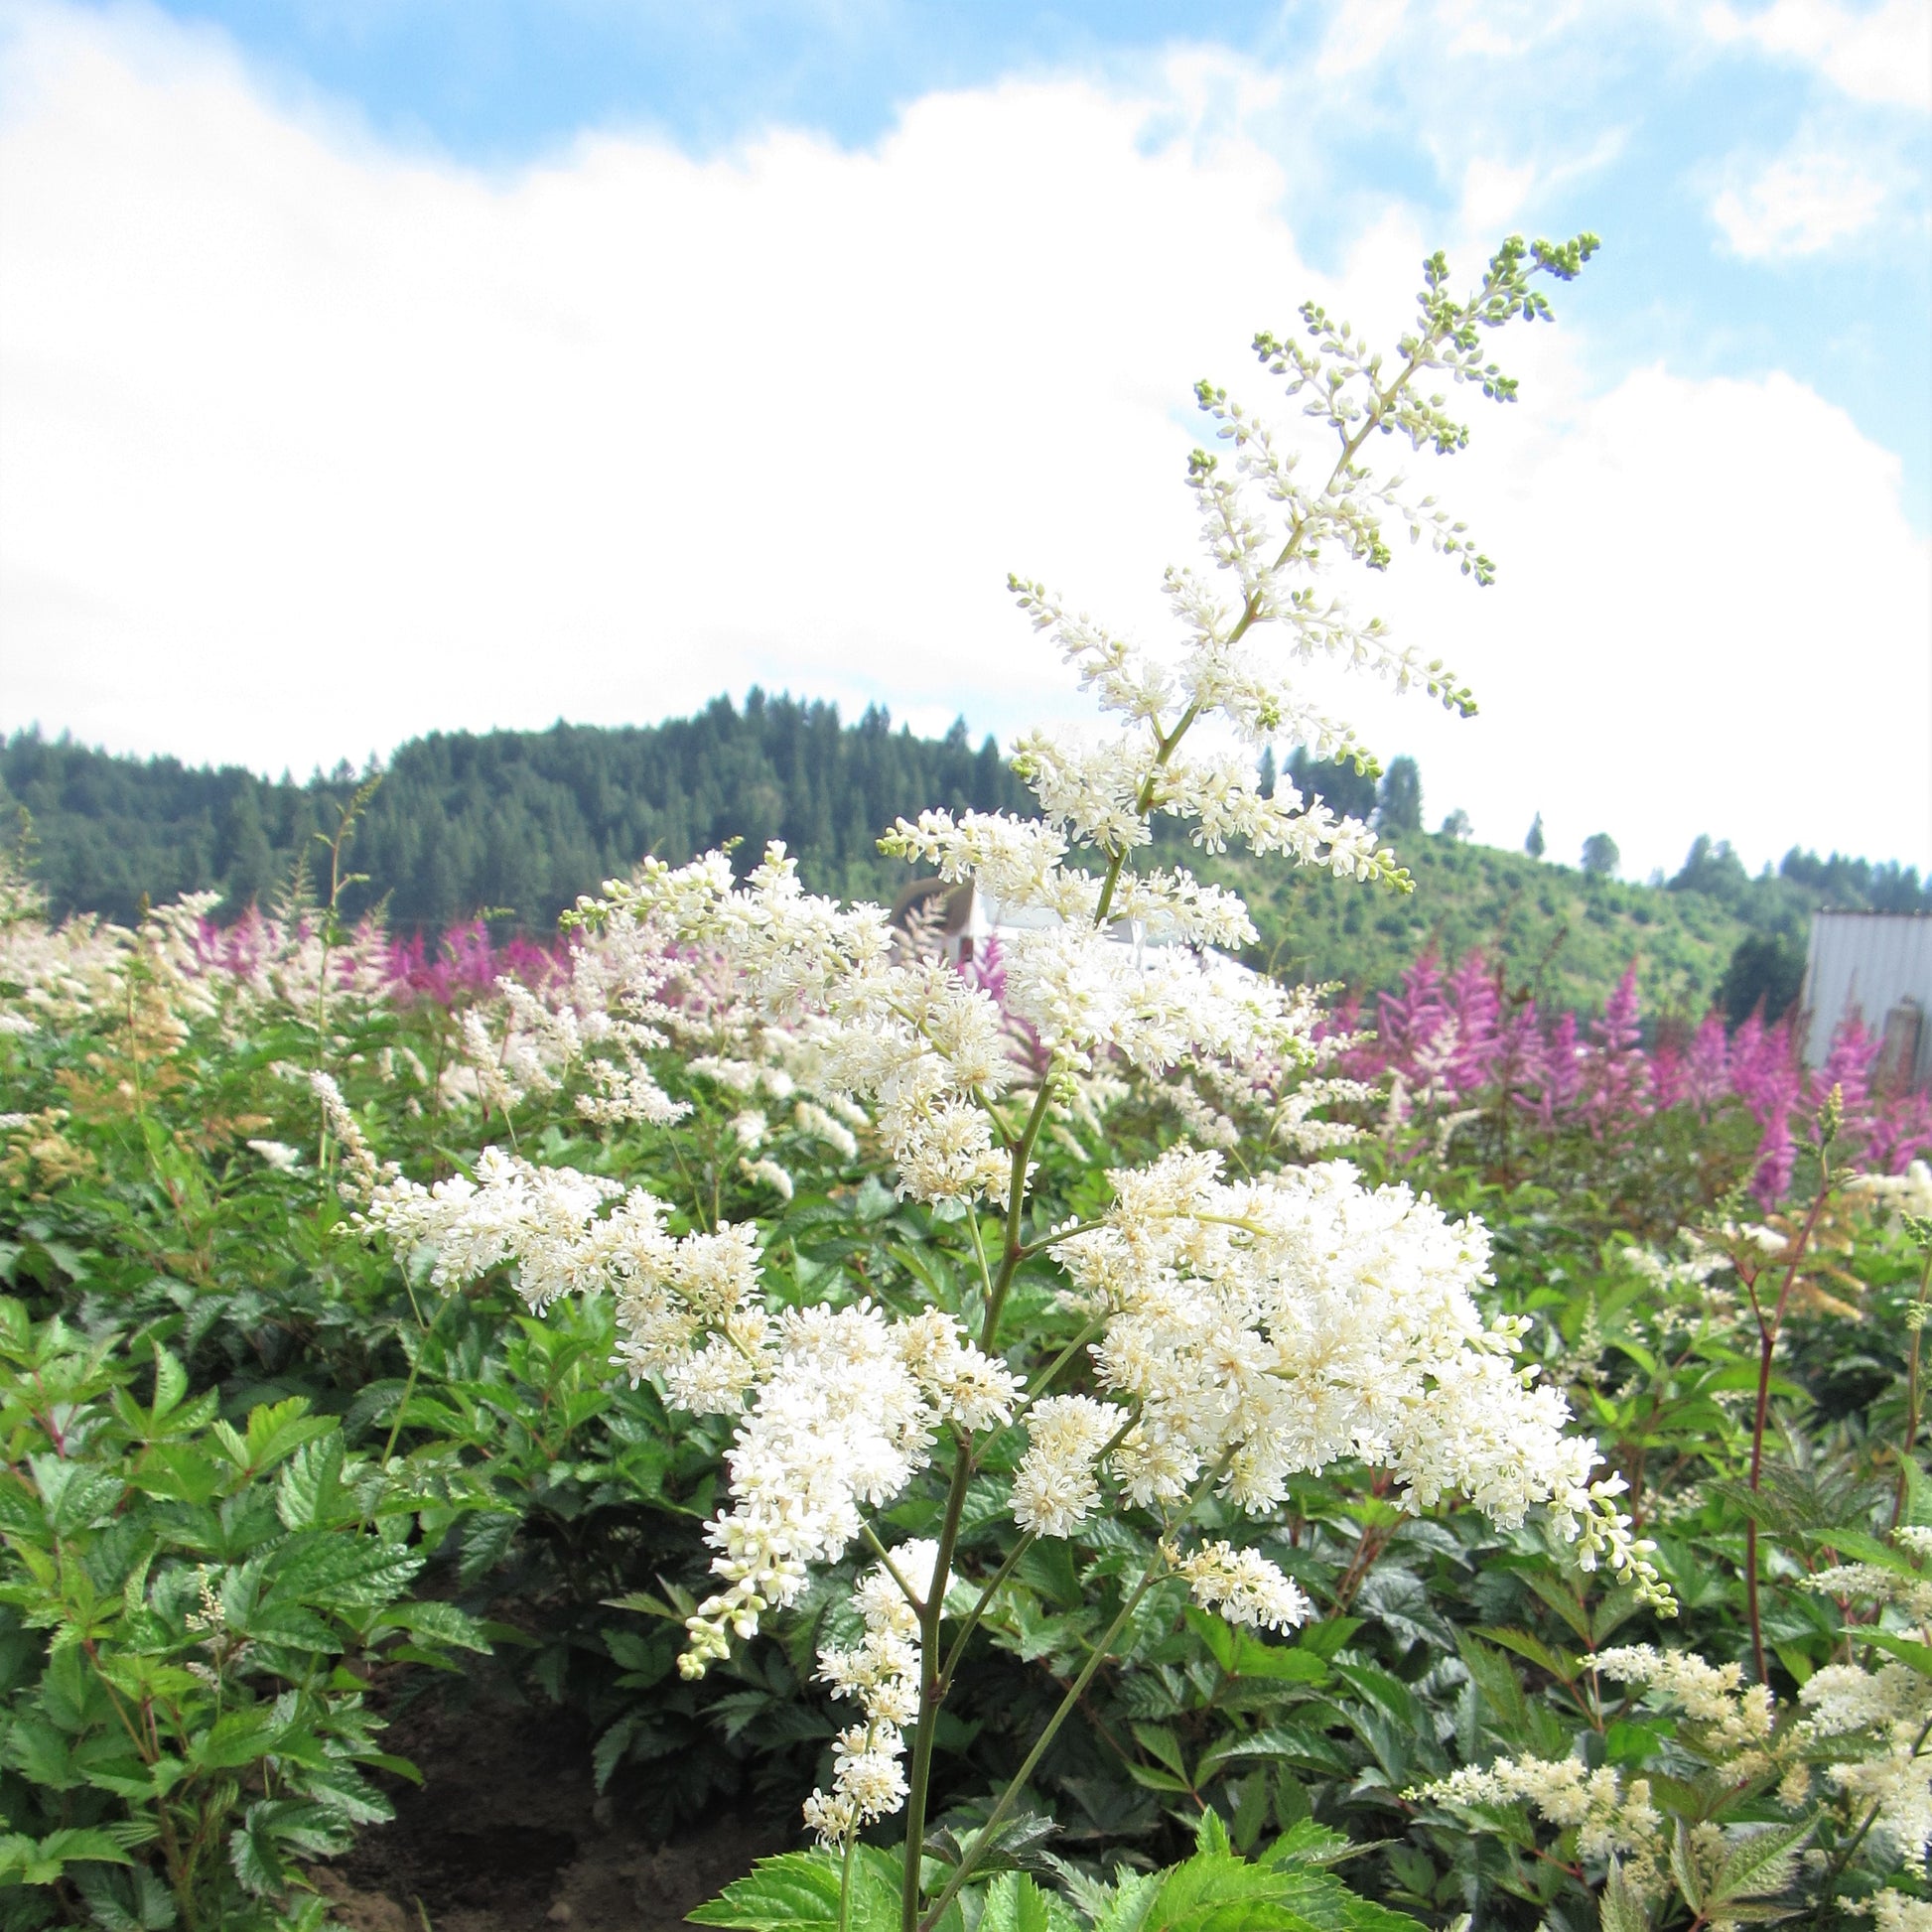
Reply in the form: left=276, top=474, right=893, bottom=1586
left=5, top=234, right=1932, bottom=1932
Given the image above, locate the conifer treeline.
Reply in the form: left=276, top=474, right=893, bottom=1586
left=6, top=694, right=1927, bottom=1017
left=1, top=693, right=1030, bottom=929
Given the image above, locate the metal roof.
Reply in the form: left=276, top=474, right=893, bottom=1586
left=1802, top=911, right=1932, bottom=1088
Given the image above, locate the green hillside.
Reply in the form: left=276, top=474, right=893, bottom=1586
left=0, top=694, right=1030, bottom=931
left=1217, top=833, right=1753, bottom=1020
left=5, top=698, right=1926, bottom=1021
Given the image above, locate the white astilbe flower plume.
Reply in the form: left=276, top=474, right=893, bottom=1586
left=801, top=1541, right=944, bottom=1848
left=304, top=238, right=1647, bottom=1723
left=1802, top=1662, right=1932, bottom=1860
left=313, top=1068, right=771, bottom=1405
left=1171, top=1539, right=1311, bottom=1632
left=1047, top=1147, right=1666, bottom=1602
left=583, top=847, right=1013, bottom=1207
left=681, top=1303, right=1017, bottom=1675
left=1870, top=1891, right=1932, bottom=1932
left=1417, top=1756, right=1667, bottom=1899
left=1011, top=1395, right=1122, bottom=1539
left=1594, top=1646, right=1777, bottom=1777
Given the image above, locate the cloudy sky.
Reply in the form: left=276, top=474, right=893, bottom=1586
left=1, top=0, right=1927, bottom=881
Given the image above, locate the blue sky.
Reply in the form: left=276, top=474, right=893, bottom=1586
left=1, top=0, right=1928, bottom=876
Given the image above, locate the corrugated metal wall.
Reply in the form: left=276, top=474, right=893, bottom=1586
left=1803, top=912, right=1932, bottom=1088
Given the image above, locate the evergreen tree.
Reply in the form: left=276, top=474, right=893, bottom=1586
left=1257, top=747, right=1277, bottom=798
left=1524, top=812, right=1545, bottom=859
left=0, top=697, right=1034, bottom=930
left=1581, top=832, right=1619, bottom=878
left=1286, top=747, right=1378, bottom=821
left=214, top=787, right=277, bottom=912
left=1670, top=835, right=1752, bottom=905
left=1721, top=929, right=1808, bottom=1027
left=1375, top=756, right=1422, bottom=834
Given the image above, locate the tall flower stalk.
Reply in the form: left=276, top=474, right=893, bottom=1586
left=320, top=233, right=1672, bottom=1930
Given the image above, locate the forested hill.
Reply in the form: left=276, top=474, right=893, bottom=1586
left=1, top=693, right=1030, bottom=930
left=6, top=694, right=1928, bottom=1019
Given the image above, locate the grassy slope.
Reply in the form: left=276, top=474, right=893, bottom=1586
left=1201, top=830, right=1752, bottom=1018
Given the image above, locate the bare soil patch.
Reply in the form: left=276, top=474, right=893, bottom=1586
left=317, top=1688, right=782, bottom=1932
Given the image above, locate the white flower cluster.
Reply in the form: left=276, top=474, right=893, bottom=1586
left=1867, top=1889, right=1932, bottom=1932
left=319, top=1068, right=1019, bottom=1678
left=446, top=917, right=863, bottom=1150
left=1853, top=1162, right=1932, bottom=1225
left=314, top=1069, right=770, bottom=1405
left=302, top=240, right=1651, bottom=1739
left=1011, top=1395, right=1122, bottom=1538
left=1595, top=1645, right=1777, bottom=1778
left=800, top=1541, right=942, bottom=1847
left=1785, top=1527, right=1932, bottom=1861
left=1171, top=1539, right=1311, bottom=1632
left=1618, top=1239, right=1742, bottom=1337
left=449, top=973, right=608, bottom=1118
left=1035, top=1148, right=1663, bottom=1599
left=1421, top=1642, right=1835, bottom=1907
left=1417, top=1755, right=1665, bottom=1896
left=991, top=923, right=1331, bottom=1084
left=583, top=847, right=1014, bottom=1206
left=0, top=865, right=400, bottom=1039
left=1807, top=1562, right=1932, bottom=1624
left=682, top=1305, right=1018, bottom=1674
left=1802, top=1662, right=1932, bottom=1859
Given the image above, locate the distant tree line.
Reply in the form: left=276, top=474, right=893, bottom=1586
left=1666, top=834, right=1932, bottom=1025
left=1, top=693, right=1030, bottom=930
left=5, top=701, right=1926, bottom=1034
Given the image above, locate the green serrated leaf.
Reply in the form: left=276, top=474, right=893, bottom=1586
left=1705, top=1820, right=1812, bottom=1906
left=1134, top=1724, right=1189, bottom=1781
left=275, top=1434, right=345, bottom=1531
left=978, top=1871, right=1082, bottom=1932
left=374, top=1598, right=493, bottom=1652
left=1857, top=1629, right=1932, bottom=1675
left=1599, top=1858, right=1649, bottom=1932
left=690, top=1849, right=899, bottom=1932
left=1474, top=1625, right=1578, bottom=1682
left=1668, top=1820, right=1704, bottom=1912
left=33, top=1826, right=134, bottom=1868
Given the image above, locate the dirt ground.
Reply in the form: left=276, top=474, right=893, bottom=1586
left=313, top=1690, right=782, bottom=1932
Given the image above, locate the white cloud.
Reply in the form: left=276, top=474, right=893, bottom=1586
left=1703, top=0, right=1932, bottom=110
left=1315, top=0, right=1411, bottom=76
left=1457, top=156, right=1539, bottom=233
left=1712, top=145, right=1889, bottom=254
left=1330, top=365, right=1932, bottom=880
left=0, top=1, right=1927, bottom=883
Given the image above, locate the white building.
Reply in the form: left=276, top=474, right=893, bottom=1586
left=1802, top=911, right=1932, bottom=1091
left=888, top=876, right=1245, bottom=976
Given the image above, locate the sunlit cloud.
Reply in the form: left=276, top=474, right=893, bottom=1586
left=1713, top=145, right=1889, bottom=255
left=1703, top=0, right=1932, bottom=110
left=1315, top=0, right=1411, bottom=77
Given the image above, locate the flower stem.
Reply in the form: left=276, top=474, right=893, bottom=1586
left=937, top=1533, right=1037, bottom=1696
left=838, top=1832, right=856, bottom=1932
left=897, top=1078, right=1058, bottom=1932
left=1745, top=1142, right=1834, bottom=1685
left=1891, top=1247, right=1932, bottom=1531
left=914, top=1454, right=1228, bottom=1932
left=1809, top=1708, right=1932, bottom=1921
left=917, top=1561, right=1167, bottom=1932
